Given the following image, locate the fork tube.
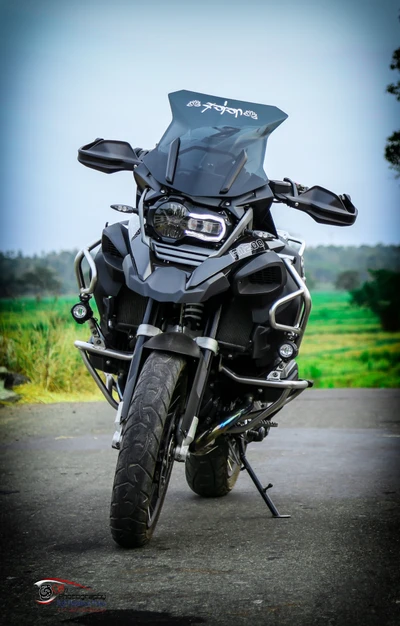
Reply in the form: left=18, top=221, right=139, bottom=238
left=179, top=304, right=222, bottom=438
left=120, top=298, right=155, bottom=422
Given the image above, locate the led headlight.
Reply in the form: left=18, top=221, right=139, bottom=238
left=186, top=213, right=226, bottom=241
left=152, top=202, right=227, bottom=242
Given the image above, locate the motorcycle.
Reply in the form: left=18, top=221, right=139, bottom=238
left=72, top=90, right=357, bottom=548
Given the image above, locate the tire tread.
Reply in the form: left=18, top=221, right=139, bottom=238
left=110, top=352, right=184, bottom=548
left=185, top=439, right=240, bottom=498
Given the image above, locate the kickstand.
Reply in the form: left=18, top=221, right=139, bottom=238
left=237, top=437, right=290, bottom=518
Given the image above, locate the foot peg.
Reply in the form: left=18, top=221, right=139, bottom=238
left=237, top=438, right=290, bottom=519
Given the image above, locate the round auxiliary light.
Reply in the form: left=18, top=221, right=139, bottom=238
left=278, top=342, right=298, bottom=360
left=71, top=302, right=92, bottom=324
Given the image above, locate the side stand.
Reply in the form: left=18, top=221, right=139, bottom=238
left=237, top=437, right=290, bottom=519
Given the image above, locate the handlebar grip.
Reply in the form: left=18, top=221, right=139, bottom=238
left=270, top=178, right=308, bottom=196
left=283, top=177, right=309, bottom=195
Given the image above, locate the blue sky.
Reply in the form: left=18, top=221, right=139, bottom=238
left=0, top=0, right=399, bottom=254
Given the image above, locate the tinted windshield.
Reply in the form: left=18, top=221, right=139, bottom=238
left=143, top=90, right=288, bottom=198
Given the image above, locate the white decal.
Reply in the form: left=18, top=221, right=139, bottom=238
left=187, top=99, right=258, bottom=120
left=229, top=239, right=265, bottom=261
left=243, top=110, right=258, bottom=119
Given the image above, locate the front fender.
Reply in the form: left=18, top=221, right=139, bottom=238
left=143, top=332, right=202, bottom=359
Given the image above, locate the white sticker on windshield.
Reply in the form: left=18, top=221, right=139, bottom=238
left=187, top=100, right=258, bottom=120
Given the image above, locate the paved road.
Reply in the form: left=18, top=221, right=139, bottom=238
left=0, top=389, right=399, bottom=626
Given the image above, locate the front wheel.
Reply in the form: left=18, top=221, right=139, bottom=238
left=110, top=351, right=185, bottom=548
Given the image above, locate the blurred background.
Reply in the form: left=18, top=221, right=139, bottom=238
left=0, top=0, right=399, bottom=252
left=0, top=0, right=399, bottom=401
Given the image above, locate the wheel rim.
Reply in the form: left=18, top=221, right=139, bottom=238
left=226, top=441, right=240, bottom=478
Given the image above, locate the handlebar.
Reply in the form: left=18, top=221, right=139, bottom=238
left=270, top=178, right=308, bottom=197
left=269, top=178, right=357, bottom=227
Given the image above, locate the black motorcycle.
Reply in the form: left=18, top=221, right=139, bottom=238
left=72, top=90, right=357, bottom=548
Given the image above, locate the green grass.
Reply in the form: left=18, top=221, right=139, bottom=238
left=0, top=296, right=101, bottom=403
left=297, top=291, right=400, bottom=388
left=0, top=292, right=399, bottom=404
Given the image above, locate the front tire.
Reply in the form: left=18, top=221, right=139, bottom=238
left=110, top=351, right=185, bottom=548
left=185, top=438, right=241, bottom=498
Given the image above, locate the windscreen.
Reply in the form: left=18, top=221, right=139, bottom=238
left=143, top=90, right=288, bottom=198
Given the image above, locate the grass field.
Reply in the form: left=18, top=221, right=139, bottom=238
left=0, top=292, right=399, bottom=404
left=0, top=297, right=99, bottom=403
left=298, top=292, right=400, bottom=388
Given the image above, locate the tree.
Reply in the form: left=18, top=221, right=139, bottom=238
left=385, top=19, right=400, bottom=176
left=335, top=270, right=360, bottom=291
left=350, top=269, right=400, bottom=331
left=304, top=272, right=316, bottom=290
left=385, top=130, right=400, bottom=175
left=19, top=266, right=62, bottom=297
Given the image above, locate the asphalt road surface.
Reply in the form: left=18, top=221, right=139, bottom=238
left=1, top=389, right=399, bottom=626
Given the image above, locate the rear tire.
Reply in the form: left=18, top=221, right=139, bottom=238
left=185, top=438, right=241, bottom=497
left=110, top=351, right=185, bottom=548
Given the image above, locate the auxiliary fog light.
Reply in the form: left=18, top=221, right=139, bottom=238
left=71, top=302, right=93, bottom=324
left=278, top=341, right=298, bottom=360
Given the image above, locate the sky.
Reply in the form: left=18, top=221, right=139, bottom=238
left=0, top=0, right=399, bottom=254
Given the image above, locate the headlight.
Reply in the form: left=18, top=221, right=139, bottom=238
left=152, top=202, right=227, bottom=242
left=153, top=202, right=187, bottom=240
left=186, top=212, right=226, bottom=241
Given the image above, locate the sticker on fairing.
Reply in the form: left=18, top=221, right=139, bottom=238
left=229, top=239, right=266, bottom=261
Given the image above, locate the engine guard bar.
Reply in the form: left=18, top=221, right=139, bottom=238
left=74, top=239, right=101, bottom=296
left=74, top=341, right=134, bottom=410
left=270, top=256, right=312, bottom=346
left=74, top=339, right=310, bottom=414
left=77, top=348, right=119, bottom=409
left=74, top=340, right=133, bottom=361
left=220, top=364, right=309, bottom=390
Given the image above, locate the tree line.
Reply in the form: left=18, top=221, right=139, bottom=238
left=0, top=249, right=78, bottom=297
left=1, top=245, right=399, bottom=298
left=385, top=13, right=400, bottom=176
left=304, top=245, right=400, bottom=288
